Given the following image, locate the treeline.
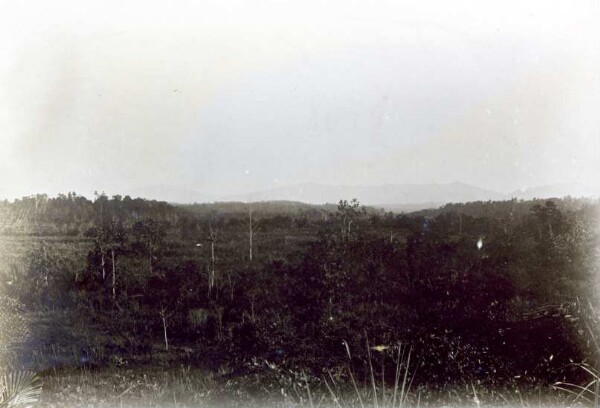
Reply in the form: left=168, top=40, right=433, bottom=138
left=415, top=196, right=598, bottom=219
left=0, top=193, right=348, bottom=237
left=1, top=195, right=598, bottom=388
left=0, top=193, right=176, bottom=236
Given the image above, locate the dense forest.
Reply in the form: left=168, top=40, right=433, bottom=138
left=0, top=193, right=598, bottom=398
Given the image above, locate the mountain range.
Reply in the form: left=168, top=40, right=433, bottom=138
left=131, top=181, right=598, bottom=210
left=224, top=182, right=505, bottom=206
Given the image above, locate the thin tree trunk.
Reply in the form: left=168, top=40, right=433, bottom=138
left=211, top=241, right=215, bottom=288
left=207, top=268, right=212, bottom=299
left=208, top=223, right=218, bottom=298
left=160, top=309, right=169, bottom=351
left=111, top=248, right=116, bottom=304
left=228, top=272, right=233, bottom=301
left=249, top=210, right=253, bottom=261
left=101, top=252, right=106, bottom=280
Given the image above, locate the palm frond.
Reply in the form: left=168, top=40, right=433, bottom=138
left=0, top=371, right=42, bottom=408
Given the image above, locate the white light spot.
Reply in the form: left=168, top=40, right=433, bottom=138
left=244, top=169, right=250, bottom=175
left=477, top=238, right=483, bottom=250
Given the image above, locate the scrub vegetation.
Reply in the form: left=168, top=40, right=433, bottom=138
left=0, top=193, right=598, bottom=407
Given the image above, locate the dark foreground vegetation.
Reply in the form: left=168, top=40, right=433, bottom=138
left=1, top=193, right=599, bottom=406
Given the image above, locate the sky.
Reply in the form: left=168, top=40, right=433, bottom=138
left=0, top=0, right=598, bottom=201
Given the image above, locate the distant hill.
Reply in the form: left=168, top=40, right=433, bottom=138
left=223, top=182, right=505, bottom=206
left=178, top=200, right=337, bottom=216
left=377, top=202, right=444, bottom=213
left=128, top=185, right=213, bottom=204
left=508, top=182, right=599, bottom=200
left=91, top=181, right=600, bottom=208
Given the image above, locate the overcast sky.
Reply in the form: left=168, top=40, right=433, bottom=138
left=0, top=0, right=598, bottom=200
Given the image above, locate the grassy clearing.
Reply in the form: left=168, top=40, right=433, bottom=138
left=31, top=365, right=584, bottom=408
left=39, top=366, right=235, bottom=408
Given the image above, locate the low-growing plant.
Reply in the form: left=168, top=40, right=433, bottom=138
left=553, top=298, right=600, bottom=406
left=312, top=340, right=417, bottom=408
left=553, top=363, right=599, bottom=406
left=0, top=371, right=42, bottom=408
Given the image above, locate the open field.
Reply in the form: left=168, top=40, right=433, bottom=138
left=1, top=196, right=599, bottom=408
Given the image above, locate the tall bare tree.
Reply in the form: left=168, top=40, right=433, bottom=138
left=207, top=221, right=218, bottom=297
left=86, top=220, right=126, bottom=307
left=247, top=209, right=260, bottom=261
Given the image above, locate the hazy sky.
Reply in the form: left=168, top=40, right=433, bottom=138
left=1, top=0, right=598, bottom=200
